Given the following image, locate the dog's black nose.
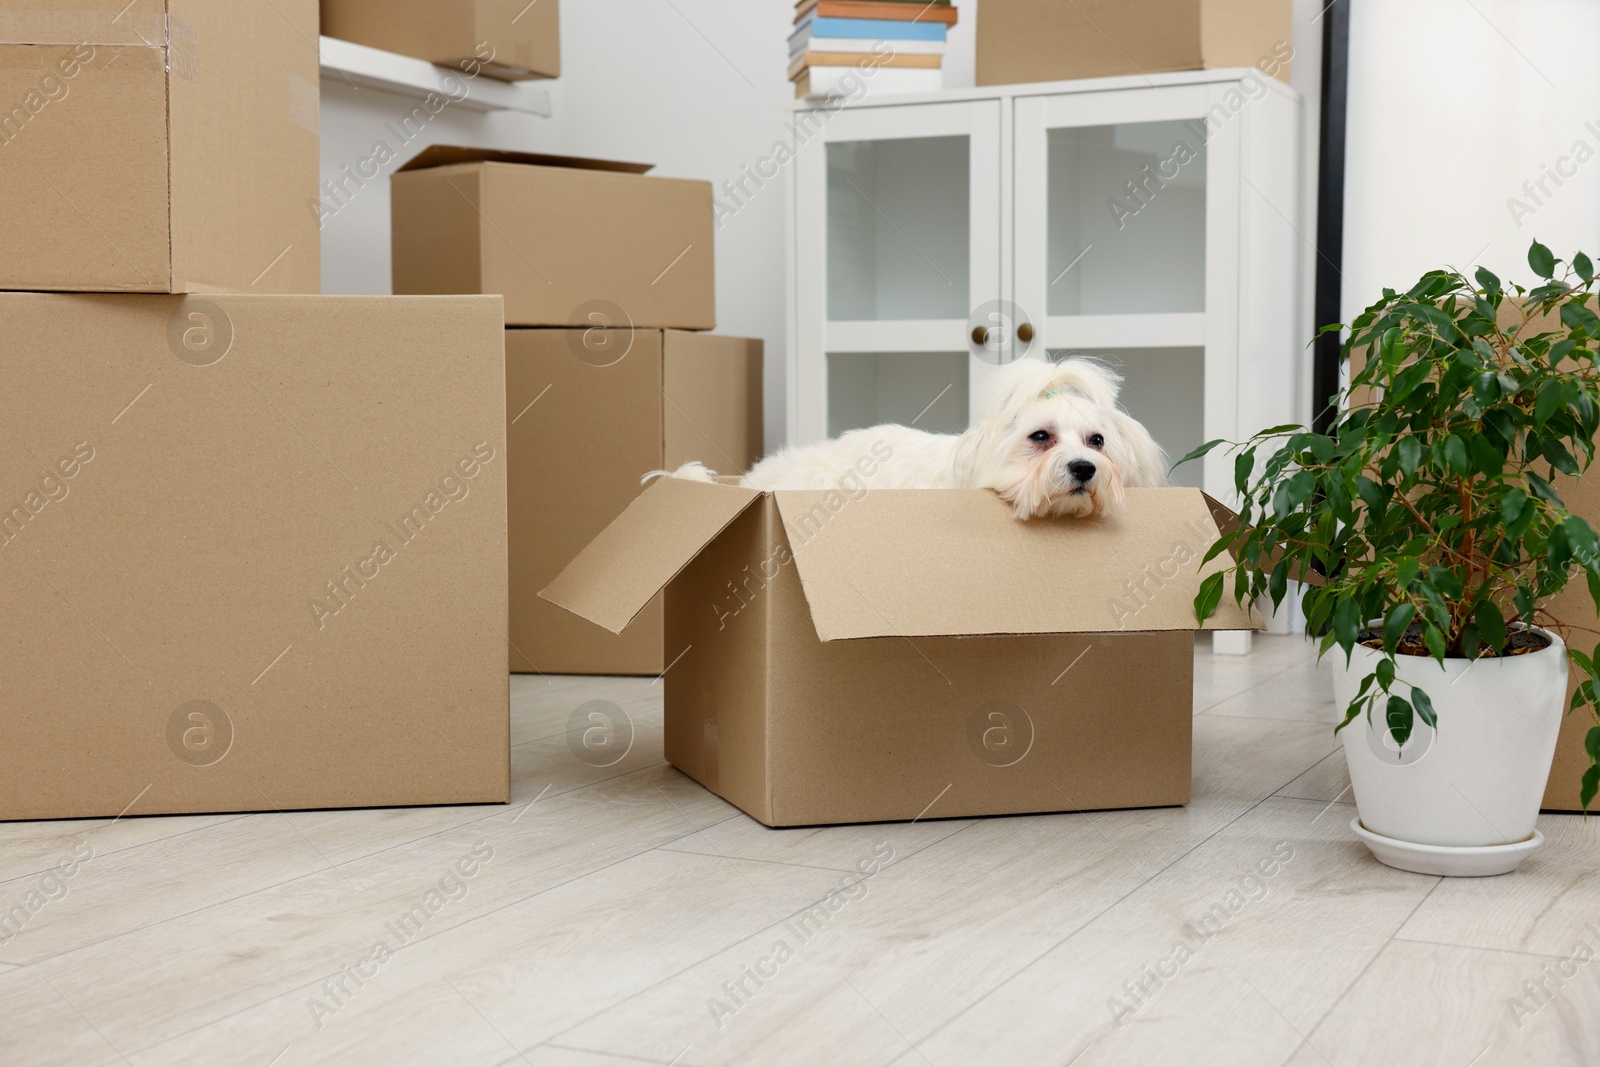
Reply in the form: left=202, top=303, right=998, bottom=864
left=1067, top=459, right=1097, bottom=483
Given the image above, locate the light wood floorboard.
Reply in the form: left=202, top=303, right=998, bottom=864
left=1, top=636, right=1595, bottom=1066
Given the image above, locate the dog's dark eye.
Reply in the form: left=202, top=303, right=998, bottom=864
left=1029, top=430, right=1052, bottom=444
left=1088, top=433, right=1105, bottom=449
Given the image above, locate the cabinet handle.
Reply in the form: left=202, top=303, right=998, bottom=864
left=1017, top=323, right=1034, bottom=344
left=971, top=325, right=989, bottom=346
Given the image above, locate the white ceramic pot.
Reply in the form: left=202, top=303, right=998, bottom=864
left=1332, top=626, right=1567, bottom=875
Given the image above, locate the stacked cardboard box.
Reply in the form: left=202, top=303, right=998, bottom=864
left=789, top=0, right=957, bottom=100
left=975, top=0, right=1292, bottom=87
left=392, top=147, right=763, bottom=676
left=0, top=3, right=512, bottom=821
left=321, top=0, right=560, bottom=81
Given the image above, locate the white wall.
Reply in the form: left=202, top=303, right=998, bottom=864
left=1344, top=0, right=1600, bottom=323
left=318, top=0, right=1600, bottom=448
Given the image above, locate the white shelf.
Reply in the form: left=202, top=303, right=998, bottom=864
left=825, top=319, right=969, bottom=353
left=1042, top=313, right=1207, bottom=351
left=318, top=36, right=552, bottom=117
left=821, top=313, right=1206, bottom=355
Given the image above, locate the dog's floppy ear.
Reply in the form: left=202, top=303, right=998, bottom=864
left=1107, top=408, right=1170, bottom=488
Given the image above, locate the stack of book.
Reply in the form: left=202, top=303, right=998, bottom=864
left=789, top=0, right=958, bottom=100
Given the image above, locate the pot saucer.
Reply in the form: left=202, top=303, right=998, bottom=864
left=1350, top=817, right=1543, bottom=877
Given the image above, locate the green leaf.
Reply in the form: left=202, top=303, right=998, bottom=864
left=1530, top=240, right=1557, bottom=278
left=1272, top=469, right=1317, bottom=517
left=1467, top=433, right=1503, bottom=476
left=1443, top=434, right=1470, bottom=475
left=1475, top=265, right=1502, bottom=294
left=1173, top=438, right=1228, bottom=469
left=1561, top=300, right=1600, bottom=335
left=1536, top=379, right=1566, bottom=423
left=1397, top=436, right=1423, bottom=473
left=1383, top=603, right=1415, bottom=652
left=1379, top=327, right=1407, bottom=368
left=1565, top=516, right=1600, bottom=565
left=1201, top=528, right=1239, bottom=566
left=1542, top=437, right=1581, bottom=476
left=1528, top=470, right=1566, bottom=505
left=1583, top=764, right=1600, bottom=813
left=1500, top=487, right=1528, bottom=525
left=1424, top=625, right=1447, bottom=659
left=1476, top=601, right=1506, bottom=655
left=1194, top=571, right=1224, bottom=623
left=1411, top=687, right=1437, bottom=728
left=1550, top=523, right=1574, bottom=572
left=1385, top=695, right=1414, bottom=750
left=1576, top=252, right=1595, bottom=283
left=1586, top=726, right=1600, bottom=763
left=1376, top=658, right=1395, bottom=689
left=1233, top=447, right=1257, bottom=495
left=1333, top=597, right=1361, bottom=654
left=1268, top=558, right=1289, bottom=608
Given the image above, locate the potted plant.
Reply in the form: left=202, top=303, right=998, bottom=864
left=1184, top=241, right=1600, bottom=876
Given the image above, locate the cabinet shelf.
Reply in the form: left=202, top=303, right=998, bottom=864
left=1042, top=313, right=1207, bottom=351
left=318, top=35, right=553, bottom=117
left=825, top=320, right=970, bottom=354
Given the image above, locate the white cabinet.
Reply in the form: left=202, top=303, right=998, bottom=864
left=788, top=69, right=1304, bottom=499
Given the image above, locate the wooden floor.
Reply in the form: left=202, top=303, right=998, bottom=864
left=4, top=636, right=1599, bottom=1066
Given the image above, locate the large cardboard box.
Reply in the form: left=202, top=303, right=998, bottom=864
left=976, top=0, right=1292, bottom=87
left=1535, top=296, right=1600, bottom=812
left=509, top=329, right=763, bottom=676
left=1543, top=470, right=1600, bottom=811
left=543, top=480, right=1257, bottom=826
left=392, top=146, right=716, bottom=330
left=0, top=0, right=321, bottom=294
left=0, top=293, right=508, bottom=821
left=321, top=0, right=559, bottom=81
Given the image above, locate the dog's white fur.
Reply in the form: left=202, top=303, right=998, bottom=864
left=652, top=357, right=1168, bottom=520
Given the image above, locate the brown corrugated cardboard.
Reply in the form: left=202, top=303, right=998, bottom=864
left=975, top=0, right=1292, bottom=87
left=543, top=479, right=1258, bottom=826
left=1530, top=297, right=1600, bottom=812
left=509, top=329, right=763, bottom=676
left=321, top=0, right=560, bottom=81
left=0, top=293, right=507, bottom=821
left=0, top=0, right=321, bottom=294
left=392, top=146, right=716, bottom=330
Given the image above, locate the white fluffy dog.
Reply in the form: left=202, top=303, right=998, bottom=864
left=654, top=357, right=1168, bottom=520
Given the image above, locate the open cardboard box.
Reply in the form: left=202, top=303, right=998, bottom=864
left=542, top=479, right=1258, bottom=826
left=0, top=0, right=321, bottom=293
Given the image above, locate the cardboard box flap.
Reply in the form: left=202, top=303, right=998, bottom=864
left=541, top=479, right=763, bottom=634
left=1201, top=492, right=1324, bottom=586
left=397, top=144, right=654, bottom=175
left=774, top=488, right=1259, bottom=641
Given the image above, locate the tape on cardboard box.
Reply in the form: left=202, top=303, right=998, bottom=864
left=0, top=12, right=168, bottom=47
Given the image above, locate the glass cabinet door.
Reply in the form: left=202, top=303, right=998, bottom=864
left=1015, top=84, right=1236, bottom=495
left=793, top=100, right=1001, bottom=445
